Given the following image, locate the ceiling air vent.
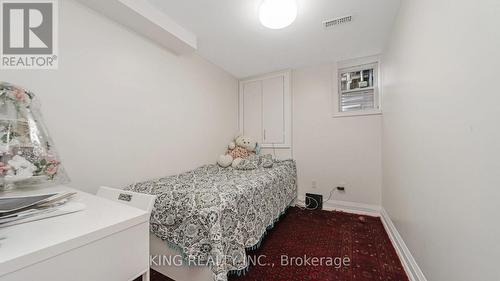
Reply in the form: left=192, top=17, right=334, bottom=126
left=323, top=15, right=352, bottom=28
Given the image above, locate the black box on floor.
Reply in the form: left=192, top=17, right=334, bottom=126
left=305, top=193, right=323, bottom=210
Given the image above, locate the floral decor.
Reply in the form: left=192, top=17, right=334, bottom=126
left=0, top=82, right=68, bottom=190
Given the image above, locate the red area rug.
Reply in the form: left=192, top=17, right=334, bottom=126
left=139, top=207, right=409, bottom=281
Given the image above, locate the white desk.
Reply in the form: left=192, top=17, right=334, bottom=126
left=0, top=185, right=150, bottom=281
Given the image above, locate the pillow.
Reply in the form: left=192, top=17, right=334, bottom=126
left=234, top=154, right=274, bottom=170
left=260, top=154, right=274, bottom=168
left=234, top=155, right=260, bottom=170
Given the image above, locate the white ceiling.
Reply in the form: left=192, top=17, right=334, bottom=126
left=148, top=0, right=400, bottom=78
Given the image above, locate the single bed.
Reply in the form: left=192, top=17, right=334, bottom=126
left=125, top=159, right=297, bottom=281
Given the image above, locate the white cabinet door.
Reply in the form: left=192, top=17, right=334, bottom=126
left=242, top=81, right=263, bottom=143
left=262, top=76, right=285, bottom=144
left=239, top=70, right=291, bottom=149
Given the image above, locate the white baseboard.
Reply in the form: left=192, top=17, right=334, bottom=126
left=322, top=199, right=381, bottom=216
left=295, top=196, right=381, bottom=216
left=294, top=198, right=427, bottom=281
left=379, top=208, right=428, bottom=281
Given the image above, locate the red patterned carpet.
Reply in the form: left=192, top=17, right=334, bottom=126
left=137, top=207, right=409, bottom=281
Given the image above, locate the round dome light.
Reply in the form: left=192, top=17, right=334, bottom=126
left=259, top=0, right=298, bottom=29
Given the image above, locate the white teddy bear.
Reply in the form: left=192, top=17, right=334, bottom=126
left=5, top=155, right=36, bottom=181
left=217, top=135, right=258, bottom=168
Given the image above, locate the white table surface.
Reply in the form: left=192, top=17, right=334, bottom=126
left=0, top=185, right=149, bottom=277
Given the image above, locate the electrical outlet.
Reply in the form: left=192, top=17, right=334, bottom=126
left=312, top=180, right=317, bottom=189
left=337, top=182, right=347, bottom=192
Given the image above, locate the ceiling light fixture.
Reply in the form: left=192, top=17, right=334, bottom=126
left=259, top=0, right=298, bottom=29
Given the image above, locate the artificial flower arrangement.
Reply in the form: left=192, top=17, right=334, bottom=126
left=0, top=82, right=68, bottom=190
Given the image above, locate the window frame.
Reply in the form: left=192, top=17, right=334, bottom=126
left=333, top=56, right=382, bottom=118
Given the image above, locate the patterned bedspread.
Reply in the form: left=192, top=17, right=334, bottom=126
left=125, top=159, right=297, bottom=281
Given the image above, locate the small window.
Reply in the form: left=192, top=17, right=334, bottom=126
left=335, top=61, right=381, bottom=117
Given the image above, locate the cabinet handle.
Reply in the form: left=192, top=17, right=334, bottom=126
left=263, top=129, right=266, bottom=141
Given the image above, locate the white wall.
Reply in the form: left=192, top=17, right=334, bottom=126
left=293, top=63, right=382, bottom=205
left=0, top=0, right=238, bottom=193
left=382, top=0, right=500, bottom=280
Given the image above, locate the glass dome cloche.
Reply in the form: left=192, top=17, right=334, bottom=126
left=0, top=82, right=68, bottom=191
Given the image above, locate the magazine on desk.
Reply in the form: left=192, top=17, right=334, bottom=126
left=0, top=192, right=85, bottom=228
